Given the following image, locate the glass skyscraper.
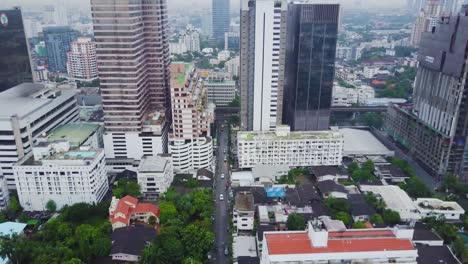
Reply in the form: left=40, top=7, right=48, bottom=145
left=0, top=8, right=33, bottom=92
left=282, top=3, right=339, bottom=131
left=43, top=26, right=77, bottom=73
left=212, top=0, right=230, bottom=46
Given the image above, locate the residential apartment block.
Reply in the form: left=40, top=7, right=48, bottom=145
left=237, top=126, right=343, bottom=169
left=13, top=136, right=108, bottom=211
left=67, top=37, right=98, bottom=81
left=179, top=28, right=200, bottom=52
left=168, top=63, right=214, bottom=173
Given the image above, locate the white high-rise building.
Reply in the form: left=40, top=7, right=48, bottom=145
left=67, top=37, right=98, bottom=81
left=240, top=0, right=288, bottom=131
left=237, top=126, right=343, bottom=169
left=0, top=83, right=79, bottom=193
left=179, top=28, right=200, bottom=53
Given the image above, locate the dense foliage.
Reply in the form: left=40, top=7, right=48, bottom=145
left=286, top=213, right=306, bottom=231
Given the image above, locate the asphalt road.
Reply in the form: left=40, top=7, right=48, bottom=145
left=212, top=122, right=230, bottom=264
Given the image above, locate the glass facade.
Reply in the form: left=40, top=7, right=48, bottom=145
left=212, top=0, right=230, bottom=45
left=283, top=4, right=339, bottom=131
left=44, top=26, right=77, bottom=73
left=0, top=8, right=33, bottom=92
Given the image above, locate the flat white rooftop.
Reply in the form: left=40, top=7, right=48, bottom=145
left=233, top=236, right=258, bottom=258
left=340, top=128, right=394, bottom=157
left=138, top=156, right=169, bottom=173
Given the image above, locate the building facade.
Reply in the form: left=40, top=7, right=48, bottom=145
left=168, top=63, right=214, bottom=173
left=205, top=72, right=236, bottom=106
left=237, top=126, right=343, bottom=169
left=410, top=0, right=441, bottom=47
left=0, top=83, right=79, bottom=191
left=225, top=56, right=240, bottom=77
left=386, top=11, right=468, bottom=181
left=14, top=140, right=108, bottom=211
left=282, top=3, right=339, bottom=131
left=44, top=26, right=77, bottom=73
left=91, top=0, right=171, bottom=163
left=179, top=28, right=200, bottom=52
left=212, top=0, right=230, bottom=45
left=0, top=8, right=33, bottom=92
left=67, top=37, right=98, bottom=81
left=137, top=155, right=173, bottom=200
left=240, top=0, right=288, bottom=131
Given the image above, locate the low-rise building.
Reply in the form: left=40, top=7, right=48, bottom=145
left=169, top=42, right=187, bottom=55
left=363, top=66, right=380, bottom=79
left=109, top=195, right=160, bottom=230
left=237, top=126, right=343, bottom=169
left=317, top=180, right=348, bottom=199
left=234, top=192, right=255, bottom=233
left=217, top=50, right=231, bottom=61
left=340, top=128, right=394, bottom=157
left=311, top=166, right=349, bottom=182
left=348, top=194, right=376, bottom=222
left=233, top=236, right=258, bottom=261
left=414, top=198, right=465, bottom=220
left=137, top=155, right=173, bottom=200
left=332, top=84, right=375, bottom=107
left=374, top=164, right=409, bottom=183
left=111, top=226, right=156, bottom=263
left=261, top=220, right=418, bottom=264
left=359, top=185, right=421, bottom=221
left=14, top=138, right=108, bottom=211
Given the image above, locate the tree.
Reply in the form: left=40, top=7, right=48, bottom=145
left=181, top=224, right=214, bottom=261
left=358, top=113, right=384, bottom=128
left=75, top=224, right=111, bottom=261
left=9, top=195, right=22, bottom=214
left=46, top=199, right=57, bottom=212
left=286, top=213, right=305, bottom=231
left=333, top=212, right=352, bottom=225
left=451, top=237, right=467, bottom=260
left=325, top=197, right=350, bottom=214
left=148, top=216, right=157, bottom=226
left=370, top=214, right=383, bottom=225
left=64, top=258, right=83, bottom=264
left=404, top=176, right=432, bottom=198
left=364, top=192, right=386, bottom=213
left=228, top=95, right=240, bottom=107
left=441, top=173, right=459, bottom=192
left=347, top=162, right=359, bottom=175
left=383, top=210, right=400, bottom=225
left=159, top=201, right=178, bottom=225
left=352, top=221, right=367, bottom=229
left=0, top=234, right=35, bottom=264
left=112, top=178, right=141, bottom=198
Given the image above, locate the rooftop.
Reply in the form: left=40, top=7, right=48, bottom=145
left=0, top=83, right=76, bottom=120
left=339, top=128, right=394, bottom=157
left=416, top=244, right=462, bottom=264
left=233, top=236, right=257, bottom=258
left=265, top=229, right=414, bottom=255
left=111, top=226, right=156, bottom=256
left=47, top=123, right=101, bottom=147
left=170, top=62, right=194, bottom=86
left=414, top=198, right=465, bottom=213
left=235, top=192, right=255, bottom=212
left=138, top=155, right=169, bottom=173
left=317, top=180, right=348, bottom=194
left=238, top=130, right=343, bottom=141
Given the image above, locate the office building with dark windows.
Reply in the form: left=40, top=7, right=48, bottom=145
left=0, top=8, right=33, bottom=93
left=212, top=0, right=230, bottom=46
left=282, top=3, right=339, bottom=131
left=43, top=26, right=78, bottom=73
left=386, top=8, right=468, bottom=181
left=91, top=0, right=171, bottom=166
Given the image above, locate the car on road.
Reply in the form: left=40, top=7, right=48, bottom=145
left=224, top=157, right=227, bottom=162
left=219, top=194, right=224, bottom=201
left=221, top=173, right=225, bottom=179
left=224, top=245, right=229, bottom=256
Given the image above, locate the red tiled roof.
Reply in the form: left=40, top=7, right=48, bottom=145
left=113, top=200, right=131, bottom=217
left=120, top=195, right=138, bottom=206
left=111, top=216, right=129, bottom=225
left=133, top=203, right=160, bottom=218
left=265, top=232, right=414, bottom=255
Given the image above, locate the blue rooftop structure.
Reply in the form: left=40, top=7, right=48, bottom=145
left=265, top=186, right=285, bottom=198
left=0, top=222, right=27, bottom=264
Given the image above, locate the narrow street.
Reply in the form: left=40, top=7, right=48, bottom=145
left=212, top=119, right=230, bottom=264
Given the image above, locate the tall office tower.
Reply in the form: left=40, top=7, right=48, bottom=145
left=0, top=8, right=33, bottom=93
left=240, top=0, right=288, bottom=131
left=55, top=0, right=69, bottom=26
left=67, top=37, right=98, bottom=81
left=282, top=3, right=339, bottom=131
left=168, top=63, right=214, bottom=173
left=386, top=9, right=468, bottom=181
left=91, top=0, right=171, bottom=164
left=440, top=0, right=463, bottom=14
left=201, top=9, right=212, bottom=37
left=212, top=0, right=230, bottom=46
left=410, top=0, right=440, bottom=47
left=43, top=5, right=56, bottom=24
left=44, top=26, right=77, bottom=73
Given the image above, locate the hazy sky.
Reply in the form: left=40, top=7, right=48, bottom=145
left=4, top=0, right=407, bottom=12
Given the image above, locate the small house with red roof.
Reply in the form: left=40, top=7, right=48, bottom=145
left=109, top=195, right=160, bottom=230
